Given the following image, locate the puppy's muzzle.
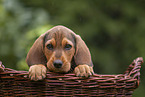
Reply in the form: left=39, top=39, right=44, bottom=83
left=53, top=60, right=63, bottom=68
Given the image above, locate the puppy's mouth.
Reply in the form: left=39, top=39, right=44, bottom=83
left=47, top=58, right=71, bottom=73
left=53, top=59, right=63, bottom=68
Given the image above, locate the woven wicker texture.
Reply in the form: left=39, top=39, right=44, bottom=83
left=0, top=57, right=143, bottom=97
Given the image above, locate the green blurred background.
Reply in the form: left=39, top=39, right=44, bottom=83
left=0, top=0, right=145, bottom=96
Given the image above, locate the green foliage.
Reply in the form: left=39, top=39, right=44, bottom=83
left=0, top=0, right=145, bottom=96
left=0, top=0, right=51, bottom=69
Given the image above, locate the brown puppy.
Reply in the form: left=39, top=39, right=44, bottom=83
left=26, top=25, right=94, bottom=81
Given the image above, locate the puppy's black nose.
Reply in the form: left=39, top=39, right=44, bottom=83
left=53, top=60, right=63, bottom=68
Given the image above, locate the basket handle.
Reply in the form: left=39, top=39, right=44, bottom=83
left=124, top=57, right=143, bottom=80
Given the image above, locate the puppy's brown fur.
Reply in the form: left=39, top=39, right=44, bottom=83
left=26, top=25, right=94, bottom=81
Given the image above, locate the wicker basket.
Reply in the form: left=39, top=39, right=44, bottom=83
left=0, top=57, right=143, bottom=97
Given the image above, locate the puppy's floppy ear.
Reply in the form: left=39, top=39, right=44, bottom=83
left=74, top=35, right=93, bottom=66
left=26, top=34, right=46, bottom=66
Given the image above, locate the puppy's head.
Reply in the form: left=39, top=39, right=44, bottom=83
left=43, top=27, right=75, bottom=73
left=26, top=25, right=92, bottom=73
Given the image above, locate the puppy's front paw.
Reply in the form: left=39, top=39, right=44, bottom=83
left=74, top=65, right=94, bottom=77
left=29, top=64, right=47, bottom=81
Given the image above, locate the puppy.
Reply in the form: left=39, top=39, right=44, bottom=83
left=26, top=25, right=94, bottom=81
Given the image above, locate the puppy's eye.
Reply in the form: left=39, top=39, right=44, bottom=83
left=47, top=44, right=53, bottom=50
left=64, top=44, right=72, bottom=50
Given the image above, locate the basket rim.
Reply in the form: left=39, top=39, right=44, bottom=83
left=0, top=57, right=143, bottom=85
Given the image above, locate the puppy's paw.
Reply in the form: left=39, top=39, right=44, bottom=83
left=74, top=64, right=94, bottom=77
left=29, top=64, right=47, bottom=81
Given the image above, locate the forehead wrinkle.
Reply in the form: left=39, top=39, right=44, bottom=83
left=45, top=28, right=75, bottom=48
left=54, top=31, right=64, bottom=47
